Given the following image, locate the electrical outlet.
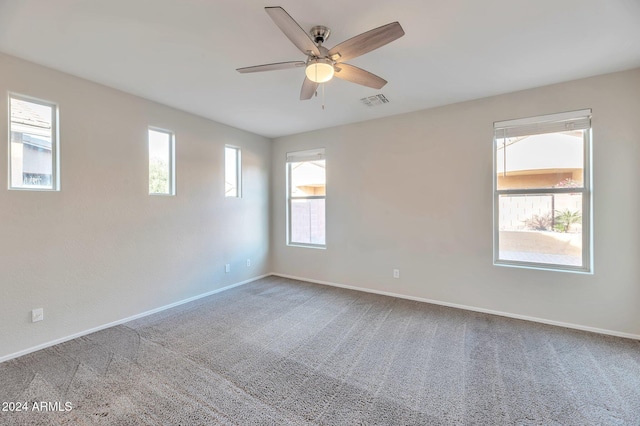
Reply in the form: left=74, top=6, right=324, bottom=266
left=393, top=269, right=400, bottom=279
left=225, top=264, right=230, bottom=273
left=246, top=259, right=251, bottom=267
left=32, top=308, right=44, bottom=323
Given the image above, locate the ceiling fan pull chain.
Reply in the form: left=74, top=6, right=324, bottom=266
left=319, top=59, right=323, bottom=110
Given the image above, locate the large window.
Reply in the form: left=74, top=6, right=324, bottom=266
left=148, top=128, right=175, bottom=195
left=9, top=94, right=59, bottom=190
left=494, top=109, right=592, bottom=272
left=287, top=149, right=326, bottom=247
left=225, top=146, right=241, bottom=197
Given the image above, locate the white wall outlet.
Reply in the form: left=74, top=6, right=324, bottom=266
left=393, top=269, right=400, bottom=279
left=225, top=263, right=230, bottom=273
left=246, top=259, right=251, bottom=267
left=32, top=308, right=44, bottom=323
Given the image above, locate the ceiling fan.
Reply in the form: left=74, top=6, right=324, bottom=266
left=236, top=6, right=405, bottom=100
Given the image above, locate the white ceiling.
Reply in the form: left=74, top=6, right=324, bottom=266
left=1, top=0, right=639, bottom=138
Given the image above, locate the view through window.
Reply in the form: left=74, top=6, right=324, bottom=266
left=9, top=95, right=58, bottom=190
left=225, top=146, right=241, bottom=197
left=287, top=149, right=326, bottom=247
left=148, top=128, right=174, bottom=195
left=494, top=110, right=591, bottom=272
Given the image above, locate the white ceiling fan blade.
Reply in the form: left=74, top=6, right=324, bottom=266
left=265, top=7, right=321, bottom=57
left=328, top=22, right=404, bottom=62
left=334, top=63, right=387, bottom=89
left=300, top=77, right=319, bottom=100
left=236, top=61, right=305, bottom=73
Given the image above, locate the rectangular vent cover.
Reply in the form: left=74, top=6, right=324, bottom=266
left=360, top=94, right=389, bottom=107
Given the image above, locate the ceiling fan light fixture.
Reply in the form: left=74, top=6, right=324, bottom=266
left=305, top=59, right=334, bottom=83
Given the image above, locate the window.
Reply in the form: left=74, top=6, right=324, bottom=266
left=148, top=128, right=175, bottom=195
left=493, top=109, right=592, bottom=272
left=287, top=149, right=326, bottom=247
left=9, top=94, right=59, bottom=190
left=225, top=146, right=241, bottom=197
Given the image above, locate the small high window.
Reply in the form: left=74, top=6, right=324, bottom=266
left=225, top=146, right=241, bottom=197
left=148, top=128, right=175, bottom=195
left=287, top=149, right=326, bottom=247
left=9, top=94, right=59, bottom=190
left=493, top=109, right=592, bottom=272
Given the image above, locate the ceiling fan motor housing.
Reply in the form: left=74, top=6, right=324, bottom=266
left=310, top=26, right=331, bottom=45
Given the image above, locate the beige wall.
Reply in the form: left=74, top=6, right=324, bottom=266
left=0, top=53, right=271, bottom=360
left=271, top=68, right=640, bottom=337
left=1, top=50, right=638, bottom=361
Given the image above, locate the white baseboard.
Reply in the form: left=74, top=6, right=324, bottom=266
left=271, top=273, right=640, bottom=341
left=0, top=274, right=269, bottom=364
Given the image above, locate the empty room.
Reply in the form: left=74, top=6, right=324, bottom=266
left=1, top=1, right=640, bottom=424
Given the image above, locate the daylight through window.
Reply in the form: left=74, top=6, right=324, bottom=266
left=148, top=128, right=175, bottom=195
left=9, top=94, right=58, bottom=190
left=287, top=149, right=326, bottom=247
left=494, top=109, right=591, bottom=272
left=225, top=146, right=241, bottom=197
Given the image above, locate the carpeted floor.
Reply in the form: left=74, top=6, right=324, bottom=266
left=1, top=276, right=639, bottom=425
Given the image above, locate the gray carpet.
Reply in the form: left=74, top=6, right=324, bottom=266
left=1, top=276, right=639, bottom=425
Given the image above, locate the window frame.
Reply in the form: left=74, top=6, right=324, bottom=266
left=492, top=110, right=592, bottom=273
left=286, top=149, right=326, bottom=249
left=8, top=93, right=60, bottom=191
left=224, top=145, right=242, bottom=198
left=148, top=127, right=175, bottom=196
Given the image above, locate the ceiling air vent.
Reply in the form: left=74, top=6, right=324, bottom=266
left=360, top=94, right=389, bottom=107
